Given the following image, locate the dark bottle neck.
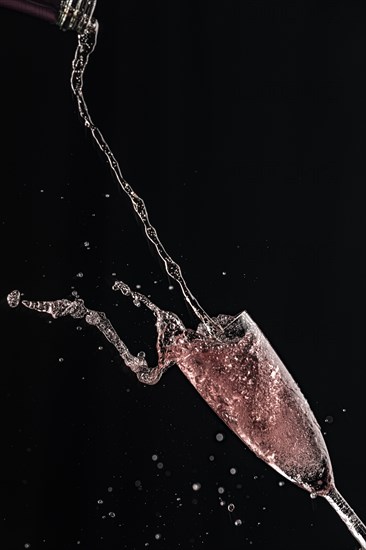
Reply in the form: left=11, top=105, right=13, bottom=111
left=0, top=0, right=97, bottom=31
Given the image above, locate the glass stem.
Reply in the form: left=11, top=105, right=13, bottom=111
left=324, top=485, right=366, bottom=549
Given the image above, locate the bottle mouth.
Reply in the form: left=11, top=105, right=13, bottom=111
left=58, top=0, right=97, bottom=32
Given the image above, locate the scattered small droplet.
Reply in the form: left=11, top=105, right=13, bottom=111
left=83, top=241, right=90, bottom=247
left=234, top=519, right=242, bottom=527
left=7, top=290, right=20, bottom=308
left=157, top=462, right=164, bottom=470
left=24, top=545, right=31, bottom=549
left=222, top=271, right=227, bottom=276
left=155, top=533, right=161, bottom=540
left=216, top=433, right=224, bottom=442
left=152, top=454, right=158, bottom=461
left=58, top=357, right=64, bottom=363
left=76, top=272, right=84, bottom=278
left=310, top=493, right=317, bottom=500
left=168, top=285, right=174, bottom=290
left=325, top=415, right=334, bottom=424
left=137, top=351, right=145, bottom=358
left=342, top=408, right=347, bottom=413
left=192, top=483, right=201, bottom=491
left=230, top=467, right=237, bottom=475
left=97, top=499, right=103, bottom=504
left=228, top=503, right=235, bottom=512
left=209, top=455, right=215, bottom=461
left=108, top=512, right=115, bottom=518
left=278, top=481, right=285, bottom=487
left=98, top=346, right=103, bottom=350
left=105, top=194, right=110, bottom=198
left=218, top=487, right=225, bottom=494
left=107, top=486, right=113, bottom=492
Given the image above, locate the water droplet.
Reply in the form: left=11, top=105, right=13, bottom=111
left=228, top=503, right=235, bottom=512
left=168, top=285, right=174, bottom=290
left=230, top=467, right=237, bottom=475
left=152, top=454, right=158, bottom=461
left=157, top=462, right=164, bottom=469
left=342, top=408, right=347, bottom=413
left=137, top=351, right=146, bottom=358
left=218, top=487, right=225, bottom=494
left=155, top=533, right=161, bottom=540
left=98, top=346, right=103, bottom=350
left=310, top=493, right=317, bottom=500
left=325, top=415, right=334, bottom=424
left=222, top=271, right=227, bottom=276
left=216, top=433, right=224, bottom=442
left=7, top=290, right=20, bottom=308
left=105, top=193, right=110, bottom=198
left=76, top=272, right=84, bottom=278
left=192, top=483, right=201, bottom=491
left=133, top=298, right=141, bottom=307
left=209, top=455, right=215, bottom=461
left=278, top=481, right=285, bottom=487
left=108, top=512, right=115, bottom=518
left=84, top=241, right=90, bottom=247
left=58, top=357, right=64, bottom=363
left=234, top=519, right=242, bottom=527
left=97, top=499, right=103, bottom=504
left=24, top=545, right=31, bottom=549
left=107, top=486, right=113, bottom=492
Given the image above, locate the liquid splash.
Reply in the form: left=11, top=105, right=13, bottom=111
left=6, top=19, right=366, bottom=550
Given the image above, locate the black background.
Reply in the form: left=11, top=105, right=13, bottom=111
left=0, top=1, right=365, bottom=549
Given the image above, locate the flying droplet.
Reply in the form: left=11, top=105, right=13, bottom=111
left=7, top=290, right=20, bottom=308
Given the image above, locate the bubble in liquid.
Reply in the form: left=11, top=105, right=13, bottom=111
left=7, top=290, right=20, bottom=308
left=228, top=503, right=235, bottom=512
left=192, top=483, right=201, bottom=491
